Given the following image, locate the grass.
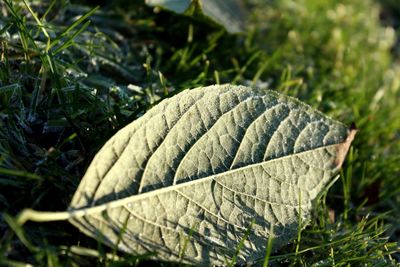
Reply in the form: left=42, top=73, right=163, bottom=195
left=0, top=0, right=399, bottom=265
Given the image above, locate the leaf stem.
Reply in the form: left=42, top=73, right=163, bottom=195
left=16, top=209, right=72, bottom=225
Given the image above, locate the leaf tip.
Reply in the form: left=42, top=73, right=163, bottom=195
left=335, top=126, right=357, bottom=168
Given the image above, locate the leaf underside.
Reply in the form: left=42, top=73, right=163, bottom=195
left=145, top=0, right=245, bottom=33
left=69, top=84, right=354, bottom=265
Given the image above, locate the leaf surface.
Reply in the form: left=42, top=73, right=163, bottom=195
left=145, top=0, right=246, bottom=33
left=68, top=84, right=355, bottom=265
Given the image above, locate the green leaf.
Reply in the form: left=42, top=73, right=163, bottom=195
left=145, top=0, right=246, bottom=33
left=65, top=84, right=355, bottom=265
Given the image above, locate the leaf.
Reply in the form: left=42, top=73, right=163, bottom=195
left=145, top=0, right=246, bottom=33
left=16, top=85, right=355, bottom=265
left=66, top=84, right=355, bottom=265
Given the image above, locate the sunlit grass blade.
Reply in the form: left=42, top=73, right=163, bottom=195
left=49, top=6, right=99, bottom=50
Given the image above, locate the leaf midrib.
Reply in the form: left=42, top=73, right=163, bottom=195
left=68, top=142, right=341, bottom=218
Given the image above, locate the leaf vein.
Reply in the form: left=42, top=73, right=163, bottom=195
left=229, top=101, right=281, bottom=169
left=172, top=94, right=256, bottom=185
left=175, top=189, right=248, bottom=231
left=213, top=179, right=308, bottom=208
